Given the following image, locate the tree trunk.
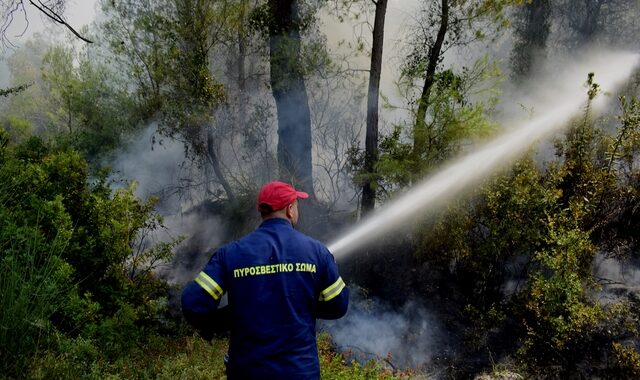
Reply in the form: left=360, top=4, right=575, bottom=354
left=361, top=0, right=388, bottom=215
left=207, top=128, right=236, bottom=202
left=236, top=1, right=248, bottom=133
left=413, top=0, right=449, bottom=154
left=579, top=0, right=602, bottom=43
left=177, top=0, right=235, bottom=202
left=510, top=0, right=551, bottom=81
left=268, top=0, right=315, bottom=196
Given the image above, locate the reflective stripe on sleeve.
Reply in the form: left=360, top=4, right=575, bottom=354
left=194, top=271, right=224, bottom=300
left=319, top=277, right=345, bottom=302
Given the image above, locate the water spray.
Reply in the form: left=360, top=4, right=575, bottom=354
left=328, top=51, right=640, bottom=259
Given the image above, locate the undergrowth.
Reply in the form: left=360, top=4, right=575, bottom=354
left=21, top=333, right=414, bottom=379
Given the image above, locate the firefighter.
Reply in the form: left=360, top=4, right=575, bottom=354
left=181, top=181, right=349, bottom=379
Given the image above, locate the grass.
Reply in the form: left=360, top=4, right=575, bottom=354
left=23, top=332, right=416, bottom=379
left=28, top=335, right=228, bottom=380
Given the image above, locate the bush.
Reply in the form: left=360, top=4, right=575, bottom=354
left=0, top=132, right=178, bottom=377
left=611, top=342, right=640, bottom=378
left=0, top=141, right=79, bottom=375
left=516, top=218, right=604, bottom=364
left=407, top=93, right=640, bottom=375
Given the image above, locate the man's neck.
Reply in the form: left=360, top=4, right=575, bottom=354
left=262, top=215, right=292, bottom=224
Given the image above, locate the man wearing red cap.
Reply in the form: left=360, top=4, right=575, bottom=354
left=181, top=181, right=349, bottom=379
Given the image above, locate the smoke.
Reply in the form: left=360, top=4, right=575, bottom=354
left=109, top=123, right=185, bottom=209
left=320, top=287, right=448, bottom=371
left=593, top=253, right=640, bottom=304
left=160, top=205, right=225, bottom=284
left=595, top=255, right=640, bottom=285
left=497, top=49, right=628, bottom=123
left=107, top=123, right=226, bottom=284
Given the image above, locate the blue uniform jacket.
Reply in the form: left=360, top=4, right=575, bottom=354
left=181, top=218, right=349, bottom=379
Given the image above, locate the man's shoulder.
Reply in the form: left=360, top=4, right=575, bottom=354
left=285, top=227, right=321, bottom=244
left=289, top=230, right=335, bottom=260
left=208, top=237, right=245, bottom=258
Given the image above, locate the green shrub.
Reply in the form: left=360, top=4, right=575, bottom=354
left=408, top=92, right=640, bottom=375
left=0, top=226, right=74, bottom=376
left=0, top=133, right=178, bottom=377
left=611, top=342, right=640, bottom=378
left=0, top=142, right=79, bottom=376
left=517, top=219, right=604, bottom=363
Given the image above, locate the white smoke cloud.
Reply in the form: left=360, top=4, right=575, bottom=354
left=108, top=122, right=185, bottom=206
left=108, top=123, right=226, bottom=283
left=320, top=288, right=447, bottom=371
left=593, top=253, right=640, bottom=305
left=160, top=209, right=225, bottom=284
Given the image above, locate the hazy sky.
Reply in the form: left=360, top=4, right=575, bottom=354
left=1, top=1, right=415, bottom=80
left=6, top=0, right=414, bottom=50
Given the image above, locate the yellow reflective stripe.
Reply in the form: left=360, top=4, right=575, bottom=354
left=320, top=277, right=345, bottom=302
left=194, top=271, right=224, bottom=300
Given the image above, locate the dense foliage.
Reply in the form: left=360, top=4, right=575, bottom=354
left=408, top=93, right=640, bottom=376
left=0, top=132, right=178, bottom=377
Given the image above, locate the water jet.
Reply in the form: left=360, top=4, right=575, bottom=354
left=328, top=51, right=640, bottom=259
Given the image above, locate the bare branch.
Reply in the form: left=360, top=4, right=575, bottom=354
left=0, top=1, right=27, bottom=49
left=28, top=0, right=93, bottom=43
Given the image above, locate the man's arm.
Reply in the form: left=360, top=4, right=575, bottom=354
left=181, top=251, right=229, bottom=339
left=316, top=249, right=349, bottom=319
left=317, top=277, right=349, bottom=319
left=181, top=283, right=225, bottom=340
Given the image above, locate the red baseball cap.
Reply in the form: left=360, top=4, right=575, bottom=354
left=257, top=181, right=309, bottom=211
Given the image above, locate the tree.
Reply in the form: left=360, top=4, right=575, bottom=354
left=102, top=0, right=354, bottom=203
left=265, top=0, right=315, bottom=195
left=1, top=35, right=58, bottom=140
left=0, top=82, right=31, bottom=97
left=0, top=33, right=135, bottom=163
left=41, top=43, right=137, bottom=161
left=412, top=0, right=450, bottom=154
left=509, top=0, right=551, bottom=81
left=553, top=0, right=640, bottom=51
left=101, top=0, right=236, bottom=201
left=407, top=0, right=512, bottom=160
left=361, top=0, right=387, bottom=215
left=166, top=0, right=234, bottom=201
left=362, top=0, right=510, bottom=195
